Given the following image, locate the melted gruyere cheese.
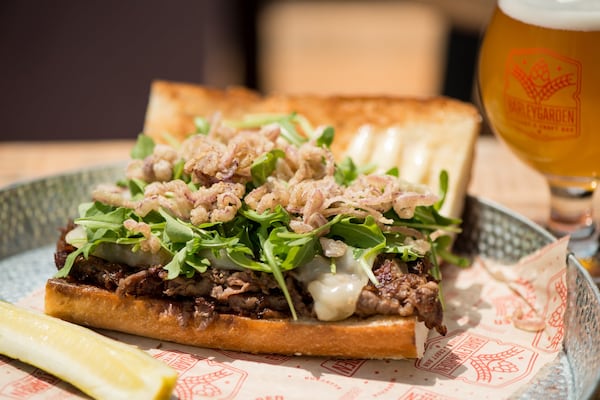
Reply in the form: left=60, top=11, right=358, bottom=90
left=293, top=249, right=369, bottom=321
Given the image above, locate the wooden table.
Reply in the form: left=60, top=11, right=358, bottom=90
left=0, top=136, right=555, bottom=224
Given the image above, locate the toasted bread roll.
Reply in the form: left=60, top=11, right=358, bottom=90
left=45, top=279, right=427, bottom=359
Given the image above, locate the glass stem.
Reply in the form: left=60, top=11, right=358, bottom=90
left=547, top=184, right=599, bottom=257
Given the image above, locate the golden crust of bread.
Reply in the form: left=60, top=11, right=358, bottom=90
left=143, top=82, right=264, bottom=143
left=143, top=80, right=480, bottom=157
left=45, top=278, right=426, bottom=359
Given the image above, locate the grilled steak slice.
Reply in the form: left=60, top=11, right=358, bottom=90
left=355, top=256, right=446, bottom=335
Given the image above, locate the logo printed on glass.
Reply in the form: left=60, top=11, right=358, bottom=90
left=503, top=48, right=581, bottom=140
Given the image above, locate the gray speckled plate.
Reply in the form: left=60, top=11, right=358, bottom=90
left=1, top=165, right=599, bottom=399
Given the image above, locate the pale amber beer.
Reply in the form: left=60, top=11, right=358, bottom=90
left=478, top=0, right=600, bottom=188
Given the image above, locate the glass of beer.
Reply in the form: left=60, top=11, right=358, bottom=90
left=478, top=0, right=600, bottom=277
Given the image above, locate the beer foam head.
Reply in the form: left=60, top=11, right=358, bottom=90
left=499, top=0, right=600, bottom=31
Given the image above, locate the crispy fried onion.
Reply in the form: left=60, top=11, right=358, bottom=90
left=123, top=219, right=162, bottom=253
left=94, top=118, right=438, bottom=234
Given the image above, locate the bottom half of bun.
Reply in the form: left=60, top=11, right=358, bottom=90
left=45, top=278, right=429, bottom=359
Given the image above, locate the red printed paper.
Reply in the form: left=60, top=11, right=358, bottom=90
left=3, top=237, right=569, bottom=399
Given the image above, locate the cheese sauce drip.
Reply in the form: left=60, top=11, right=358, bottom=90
left=293, top=250, right=369, bottom=321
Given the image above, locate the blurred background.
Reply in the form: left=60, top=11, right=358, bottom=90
left=0, top=0, right=495, bottom=141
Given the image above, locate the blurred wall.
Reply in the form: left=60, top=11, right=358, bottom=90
left=0, top=0, right=492, bottom=141
left=421, top=0, right=495, bottom=102
left=0, top=0, right=251, bottom=141
left=257, top=1, right=450, bottom=97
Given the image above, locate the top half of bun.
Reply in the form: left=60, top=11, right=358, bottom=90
left=142, top=80, right=481, bottom=219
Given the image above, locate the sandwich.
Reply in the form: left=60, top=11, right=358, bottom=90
left=45, top=81, right=480, bottom=359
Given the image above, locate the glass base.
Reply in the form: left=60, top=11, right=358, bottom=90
left=547, top=184, right=596, bottom=238
left=559, top=223, right=600, bottom=259
left=545, top=178, right=600, bottom=285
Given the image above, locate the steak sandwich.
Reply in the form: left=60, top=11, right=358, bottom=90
left=45, top=82, right=480, bottom=359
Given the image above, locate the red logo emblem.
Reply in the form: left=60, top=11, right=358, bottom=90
left=151, top=349, right=247, bottom=400
left=503, top=48, right=581, bottom=140
left=416, top=331, right=538, bottom=387
left=153, top=350, right=201, bottom=374
left=0, top=368, right=61, bottom=399
left=175, top=359, right=247, bottom=400
left=320, top=359, right=366, bottom=377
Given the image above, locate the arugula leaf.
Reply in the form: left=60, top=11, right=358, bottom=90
left=130, top=134, right=155, bottom=160
left=402, top=206, right=463, bottom=234
left=269, top=226, right=318, bottom=271
left=261, top=233, right=298, bottom=320
left=328, top=216, right=385, bottom=249
left=159, top=132, right=182, bottom=149
left=183, top=240, right=212, bottom=274
left=55, top=245, right=88, bottom=278
left=334, top=157, right=358, bottom=186
left=164, top=247, right=187, bottom=279
left=225, top=113, right=308, bottom=146
left=194, top=116, right=211, bottom=135
left=293, top=113, right=315, bottom=138
left=75, top=204, right=131, bottom=232
left=239, top=205, right=291, bottom=227
left=316, top=126, right=334, bottom=148
left=434, top=170, right=449, bottom=211
left=383, top=235, right=423, bottom=261
left=186, top=232, right=238, bottom=252
left=127, top=178, right=147, bottom=198
left=278, top=117, right=305, bottom=146
left=334, top=157, right=377, bottom=186
left=172, top=159, right=189, bottom=182
left=385, top=166, right=399, bottom=177
left=352, top=246, right=382, bottom=286
left=250, top=149, right=286, bottom=187
left=185, top=254, right=211, bottom=273
left=159, top=209, right=194, bottom=243
left=77, top=202, right=95, bottom=218
left=226, top=248, right=270, bottom=271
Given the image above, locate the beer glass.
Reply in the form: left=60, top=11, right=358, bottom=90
left=478, top=0, right=600, bottom=277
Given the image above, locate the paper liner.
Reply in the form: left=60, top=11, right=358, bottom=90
left=1, top=237, right=568, bottom=399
